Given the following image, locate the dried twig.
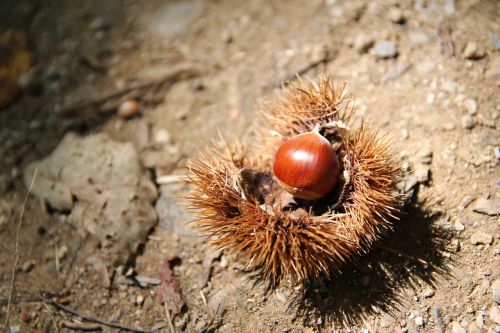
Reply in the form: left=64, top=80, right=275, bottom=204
left=62, top=321, right=102, bottom=331
left=438, top=22, right=454, bottom=57
left=60, top=63, right=199, bottom=115
left=375, top=243, right=429, bottom=266
left=39, top=295, right=156, bottom=333
left=164, top=303, right=175, bottom=333
left=4, top=168, right=37, bottom=330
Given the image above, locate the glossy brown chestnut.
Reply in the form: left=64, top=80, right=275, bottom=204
left=273, top=129, right=340, bottom=200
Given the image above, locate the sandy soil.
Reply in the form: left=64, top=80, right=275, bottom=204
left=0, top=0, right=499, bottom=332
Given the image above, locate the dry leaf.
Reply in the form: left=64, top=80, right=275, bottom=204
left=155, top=257, right=184, bottom=315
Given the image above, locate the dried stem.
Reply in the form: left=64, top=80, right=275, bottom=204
left=375, top=243, right=429, bottom=266
left=39, top=295, right=156, bottom=333
left=4, top=168, right=37, bottom=331
left=164, top=303, right=175, bottom=333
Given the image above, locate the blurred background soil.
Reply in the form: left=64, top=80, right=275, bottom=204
left=0, top=0, right=499, bottom=332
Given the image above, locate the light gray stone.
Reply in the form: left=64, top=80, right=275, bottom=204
left=493, top=279, right=500, bottom=304
left=354, top=33, right=374, bottom=54
left=490, top=306, right=500, bottom=325
left=464, top=98, right=478, bottom=115
left=24, top=133, right=158, bottom=264
left=463, top=42, right=486, bottom=60
left=142, top=1, right=205, bottom=38
left=374, top=41, right=397, bottom=58
left=473, top=196, right=500, bottom=216
left=470, top=231, right=493, bottom=245
left=450, top=321, right=466, bottom=333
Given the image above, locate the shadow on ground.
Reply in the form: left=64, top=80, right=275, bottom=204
left=290, top=200, right=454, bottom=329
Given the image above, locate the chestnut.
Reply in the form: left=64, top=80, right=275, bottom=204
left=273, top=127, right=340, bottom=200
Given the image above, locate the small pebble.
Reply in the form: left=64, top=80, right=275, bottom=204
left=442, top=80, right=457, bottom=93
left=354, top=33, right=374, bottom=54
left=493, top=279, right=500, bottom=304
left=219, top=255, right=229, bottom=268
left=414, top=165, right=430, bottom=183
left=463, top=42, right=486, bottom=60
left=450, top=321, right=466, bottom=333
left=491, top=35, right=500, bottom=51
left=388, top=7, right=405, bottom=24
left=143, top=296, right=154, bottom=311
left=414, top=316, right=424, bottom=327
left=374, top=41, right=397, bottom=58
left=460, top=115, right=475, bottom=130
left=136, top=294, right=144, bottom=306
left=464, top=98, right=478, bottom=115
left=422, top=287, right=435, bottom=298
left=9, top=326, right=20, bottom=333
left=470, top=231, right=493, bottom=245
left=430, top=307, right=443, bottom=332
left=476, top=311, right=485, bottom=329
left=454, top=221, right=465, bottom=231
left=490, top=306, right=500, bottom=325
left=154, top=129, right=171, bottom=144
left=473, top=196, right=500, bottom=216
left=117, top=99, right=139, bottom=119
left=409, top=32, right=430, bottom=46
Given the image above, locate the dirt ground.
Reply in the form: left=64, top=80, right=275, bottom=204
left=0, top=0, right=499, bottom=332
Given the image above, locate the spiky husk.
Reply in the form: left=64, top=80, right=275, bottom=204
left=187, top=76, right=402, bottom=283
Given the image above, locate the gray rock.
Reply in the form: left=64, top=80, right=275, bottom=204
left=374, top=41, right=397, bottom=58
left=460, top=115, right=475, bottom=130
left=404, top=174, right=418, bottom=193
left=450, top=321, right=466, bottom=333
left=414, top=316, right=424, bottom=327
left=486, top=66, right=500, bottom=78
left=354, top=33, right=374, bottom=54
left=409, top=32, right=430, bottom=46
left=491, top=35, right=500, bottom=51
left=445, top=0, right=455, bottom=14
left=476, top=310, right=485, bottom=329
left=493, top=280, right=500, bottom=304
left=141, top=1, right=205, bottom=38
left=467, top=323, right=480, bottom=333
left=24, top=133, right=158, bottom=264
left=473, top=196, right=500, bottom=216
left=464, top=98, right=478, bottom=115
left=430, top=306, right=444, bottom=333
left=490, top=306, right=500, bottom=325
left=155, top=185, right=198, bottom=238
left=454, top=221, right=465, bottom=231
left=470, top=231, right=493, bottom=245
left=9, top=326, right=20, bottom=333
left=463, top=42, right=486, bottom=60
left=442, top=80, right=457, bottom=93
left=414, top=165, right=430, bottom=183
left=388, top=7, right=405, bottom=24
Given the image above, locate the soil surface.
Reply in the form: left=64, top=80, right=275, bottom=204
left=0, top=0, right=499, bottom=332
